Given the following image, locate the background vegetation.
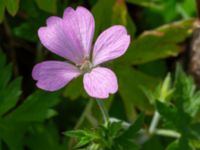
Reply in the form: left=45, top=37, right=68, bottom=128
left=0, top=0, right=200, bottom=149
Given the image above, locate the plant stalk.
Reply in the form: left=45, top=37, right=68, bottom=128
left=149, top=111, right=160, bottom=134
left=96, top=99, right=109, bottom=126
left=155, top=129, right=181, bottom=138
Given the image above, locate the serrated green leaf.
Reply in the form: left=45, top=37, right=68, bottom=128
left=64, top=130, right=88, bottom=138
left=109, top=121, right=123, bottom=138
left=65, top=129, right=97, bottom=148
left=121, top=19, right=195, bottom=65
left=156, top=101, right=178, bottom=126
left=35, top=0, right=57, bottom=14
left=0, top=77, right=22, bottom=116
left=75, top=136, right=93, bottom=148
left=7, top=91, right=60, bottom=122
left=0, top=119, right=28, bottom=150
left=174, top=65, right=200, bottom=118
left=26, top=122, right=68, bottom=150
left=0, top=64, right=12, bottom=90
left=5, top=0, right=19, bottom=16
left=116, top=66, right=158, bottom=119
left=0, top=51, right=22, bottom=116
left=121, top=114, right=144, bottom=139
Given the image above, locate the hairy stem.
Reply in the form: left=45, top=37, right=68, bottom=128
left=96, top=99, right=109, bottom=126
left=149, top=111, right=161, bottom=134
left=155, top=129, right=181, bottom=138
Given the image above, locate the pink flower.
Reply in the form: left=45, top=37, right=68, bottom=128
left=32, top=6, right=130, bottom=99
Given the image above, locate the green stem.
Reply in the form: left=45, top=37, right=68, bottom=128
left=96, top=99, right=109, bottom=126
left=149, top=111, right=160, bottom=134
left=74, top=100, right=94, bottom=129
left=155, top=129, right=181, bottom=138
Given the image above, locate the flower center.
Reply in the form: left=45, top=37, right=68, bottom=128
left=79, top=60, right=92, bottom=73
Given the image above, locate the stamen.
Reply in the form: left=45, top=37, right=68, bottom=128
left=80, top=60, right=92, bottom=73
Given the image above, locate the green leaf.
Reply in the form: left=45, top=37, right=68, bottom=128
left=0, top=50, right=12, bottom=90
left=121, top=114, right=144, bottom=139
left=5, top=0, right=19, bottom=16
left=0, top=51, right=22, bottom=116
left=178, top=0, right=196, bottom=18
left=65, top=130, right=89, bottom=138
left=166, top=140, right=179, bottom=150
left=0, top=0, right=5, bottom=23
left=0, top=77, right=22, bottom=116
left=14, top=22, right=38, bottom=42
left=112, top=0, right=136, bottom=38
left=0, top=119, right=28, bottom=150
left=7, top=91, right=60, bottom=122
left=116, top=66, right=159, bottom=119
left=121, top=19, right=195, bottom=65
left=143, top=73, right=174, bottom=104
left=156, top=101, right=178, bottom=127
left=167, top=138, right=193, bottom=150
left=0, top=63, right=12, bottom=90
left=142, top=136, right=164, bottom=150
left=191, top=123, right=200, bottom=140
left=65, top=129, right=97, bottom=148
left=63, top=76, right=87, bottom=100
left=92, top=0, right=136, bottom=39
left=26, top=122, right=68, bottom=150
left=0, top=50, right=6, bottom=67
left=126, top=14, right=136, bottom=38
left=126, top=0, right=162, bottom=9
left=35, top=0, right=57, bottom=14
left=109, top=121, right=124, bottom=138
left=92, top=0, right=115, bottom=38
left=174, top=65, right=200, bottom=117
left=112, top=1, right=127, bottom=25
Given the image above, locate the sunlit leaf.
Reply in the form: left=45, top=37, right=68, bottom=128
left=121, top=19, right=195, bottom=64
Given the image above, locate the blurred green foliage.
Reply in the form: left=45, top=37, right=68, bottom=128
left=0, top=0, right=200, bottom=149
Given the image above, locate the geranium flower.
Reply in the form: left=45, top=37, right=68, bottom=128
left=32, top=6, right=130, bottom=99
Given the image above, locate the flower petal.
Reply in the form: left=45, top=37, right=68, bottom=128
left=46, top=16, right=61, bottom=26
left=63, top=6, right=95, bottom=58
left=38, top=16, right=84, bottom=64
left=83, top=67, right=118, bottom=99
left=32, top=61, right=81, bottom=91
left=92, top=25, right=130, bottom=66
